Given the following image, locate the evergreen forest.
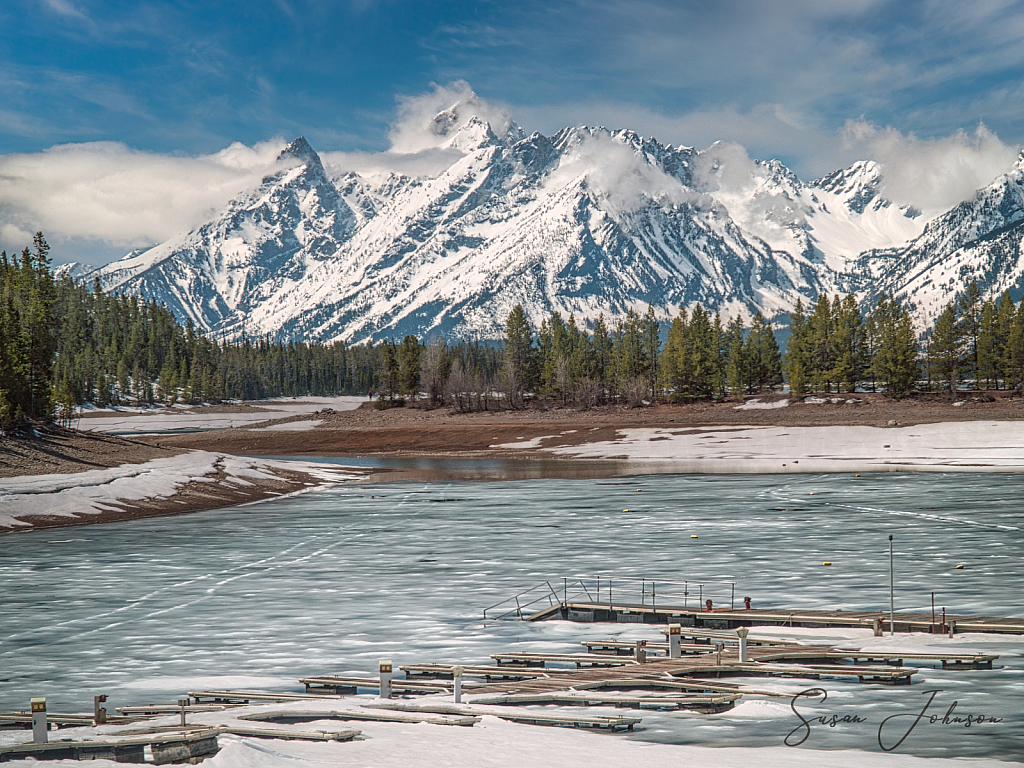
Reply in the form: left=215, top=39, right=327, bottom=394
left=4, top=233, right=1024, bottom=431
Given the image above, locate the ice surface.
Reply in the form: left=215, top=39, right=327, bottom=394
left=1, top=470, right=1022, bottom=761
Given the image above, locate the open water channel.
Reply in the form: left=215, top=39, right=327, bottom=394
left=2, top=464, right=1023, bottom=760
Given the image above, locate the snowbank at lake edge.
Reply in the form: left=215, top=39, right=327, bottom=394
left=536, top=421, right=1024, bottom=472
left=0, top=452, right=357, bottom=530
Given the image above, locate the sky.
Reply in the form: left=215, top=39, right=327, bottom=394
left=2, top=0, right=1024, bottom=264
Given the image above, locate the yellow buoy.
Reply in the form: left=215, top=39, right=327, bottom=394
left=855, top=474, right=861, bottom=477
left=956, top=564, right=965, bottom=569
left=636, top=489, right=642, bottom=492
left=691, top=535, right=699, bottom=539
left=623, top=509, right=629, bottom=512
left=810, top=492, right=815, bottom=495
left=823, top=561, right=832, bottom=566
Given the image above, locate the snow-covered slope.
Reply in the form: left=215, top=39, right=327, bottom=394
left=869, top=153, right=1024, bottom=325
left=81, top=112, right=946, bottom=342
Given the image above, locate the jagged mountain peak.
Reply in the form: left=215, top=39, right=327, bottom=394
left=80, top=127, right=1012, bottom=344
left=278, top=136, right=319, bottom=164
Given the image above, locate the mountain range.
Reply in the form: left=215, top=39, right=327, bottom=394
left=68, top=105, right=1024, bottom=343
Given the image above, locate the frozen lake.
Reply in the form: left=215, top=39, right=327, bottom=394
left=2, top=469, right=1022, bottom=759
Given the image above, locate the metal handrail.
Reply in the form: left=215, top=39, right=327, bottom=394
left=483, top=575, right=738, bottom=620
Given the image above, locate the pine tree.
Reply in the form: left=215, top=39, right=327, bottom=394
left=784, top=298, right=810, bottom=396
left=724, top=316, right=747, bottom=398
left=590, top=314, right=613, bottom=402
left=1004, top=297, right=1024, bottom=392
left=830, top=294, right=865, bottom=392
left=976, top=298, right=1000, bottom=389
left=870, top=297, right=919, bottom=397
left=745, top=312, right=783, bottom=393
left=659, top=310, right=689, bottom=400
left=958, top=281, right=982, bottom=387
left=503, top=305, right=537, bottom=408
left=641, top=303, right=661, bottom=400
left=398, top=335, right=421, bottom=396
left=928, top=302, right=963, bottom=397
left=807, top=294, right=834, bottom=392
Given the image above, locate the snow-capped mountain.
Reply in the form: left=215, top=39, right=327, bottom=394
left=78, top=109, right=964, bottom=343
left=867, top=153, right=1024, bottom=325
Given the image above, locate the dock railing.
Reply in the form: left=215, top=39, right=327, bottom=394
left=483, top=576, right=737, bottom=621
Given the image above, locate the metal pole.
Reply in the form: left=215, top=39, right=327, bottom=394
left=731, top=583, right=735, bottom=610
left=889, top=535, right=895, bottom=636
left=931, top=592, right=936, bottom=634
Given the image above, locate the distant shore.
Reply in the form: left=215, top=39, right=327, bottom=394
left=5, top=392, right=1024, bottom=532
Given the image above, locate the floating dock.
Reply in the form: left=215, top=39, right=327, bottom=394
left=0, top=728, right=220, bottom=764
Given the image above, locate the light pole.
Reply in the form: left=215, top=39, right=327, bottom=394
left=889, top=534, right=895, bottom=636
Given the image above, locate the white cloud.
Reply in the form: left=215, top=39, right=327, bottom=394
left=546, top=129, right=705, bottom=216
left=841, top=119, right=1020, bottom=213
left=386, top=80, right=513, bottom=153
left=691, top=141, right=806, bottom=239
left=320, top=147, right=465, bottom=180
left=0, top=139, right=287, bottom=258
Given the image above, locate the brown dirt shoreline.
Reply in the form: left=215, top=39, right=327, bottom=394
left=147, top=391, right=1024, bottom=458
left=5, top=391, right=1023, bottom=532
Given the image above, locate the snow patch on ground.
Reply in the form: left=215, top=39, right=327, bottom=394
left=0, top=452, right=355, bottom=529
left=76, top=396, right=365, bottom=435
left=543, top=422, right=1024, bottom=472
left=734, top=398, right=790, bottom=410
left=490, top=435, right=558, bottom=449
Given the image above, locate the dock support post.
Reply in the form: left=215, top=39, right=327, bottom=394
left=452, top=665, right=463, bottom=703
left=736, top=627, right=749, bottom=663
left=178, top=699, right=189, bottom=727
left=668, top=624, right=681, bottom=659
left=94, top=695, right=107, bottom=726
left=889, top=534, right=895, bottom=636
left=31, top=698, right=47, bottom=743
left=379, top=660, right=393, bottom=699
left=635, top=640, right=647, bottom=664
left=873, top=617, right=883, bottom=637
left=715, top=643, right=723, bottom=666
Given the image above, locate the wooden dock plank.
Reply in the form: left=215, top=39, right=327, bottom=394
left=365, top=703, right=641, bottom=732
left=240, top=710, right=480, bottom=727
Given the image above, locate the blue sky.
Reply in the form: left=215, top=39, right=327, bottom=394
left=3, top=0, right=1024, bottom=262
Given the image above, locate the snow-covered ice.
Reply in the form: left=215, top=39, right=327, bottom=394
left=2, top=470, right=1022, bottom=761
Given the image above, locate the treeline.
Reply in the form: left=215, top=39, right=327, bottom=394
left=6, top=232, right=1024, bottom=430
left=926, top=283, right=1024, bottom=394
